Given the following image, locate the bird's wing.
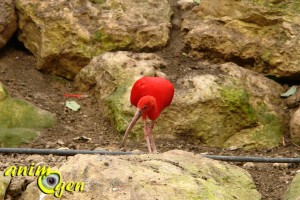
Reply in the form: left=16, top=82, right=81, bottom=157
left=130, top=77, right=174, bottom=111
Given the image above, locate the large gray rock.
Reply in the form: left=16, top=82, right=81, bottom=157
left=0, top=82, right=8, bottom=102
left=15, top=0, right=172, bottom=79
left=0, top=82, right=55, bottom=147
left=284, top=173, right=300, bottom=200
left=75, top=51, right=166, bottom=97
left=0, top=97, right=55, bottom=129
left=0, top=128, right=39, bottom=147
left=181, top=0, right=300, bottom=80
left=290, top=107, right=300, bottom=145
left=75, top=51, right=167, bottom=133
left=20, top=150, right=261, bottom=200
left=0, top=172, right=11, bottom=200
left=166, top=62, right=285, bottom=149
left=0, top=0, right=17, bottom=49
left=75, top=52, right=285, bottom=149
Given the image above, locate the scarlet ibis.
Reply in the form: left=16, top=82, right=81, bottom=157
left=121, top=76, right=174, bottom=153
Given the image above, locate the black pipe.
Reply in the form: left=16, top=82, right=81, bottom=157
left=0, top=148, right=138, bottom=156
left=1, top=148, right=300, bottom=163
left=202, top=154, right=300, bottom=163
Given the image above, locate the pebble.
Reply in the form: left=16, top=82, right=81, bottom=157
left=279, top=175, right=292, bottom=183
left=243, top=162, right=255, bottom=169
left=199, top=152, right=209, bottom=156
left=45, top=141, right=57, bottom=148
left=273, top=163, right=289, bottom=169
left=228, top=146, right=239, bottom=151
left=35, top=162, right=47, bottom=167
left=57, top=139, right=65, bottom=145
left=68, top=144, right=78, bottom=149
left=290, top=170, right=298, bottom=175
left=0, top=162, right=10, bottom=170
left=132, top=149, right=143, bottom=154
left=73, top=136, right=91, bottom=142
left=94, top=147, right=108, bottom=152
left=57, top=147, right=70, bottom=150
left=25, top=155, right=45, bottom=163
left=119, top=147, right=126, bottom=152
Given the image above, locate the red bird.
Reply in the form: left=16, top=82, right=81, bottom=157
left=121, top=76, right=174, bottom=153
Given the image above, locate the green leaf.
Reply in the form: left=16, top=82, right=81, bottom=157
left=66, top=101, right=81, bottom=111
left=280, top=86, right=297, bottom=98
left=194, top=0, right=201, bottom=5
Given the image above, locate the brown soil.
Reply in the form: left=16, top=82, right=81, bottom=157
left=1, top=1, right=300, bottom=199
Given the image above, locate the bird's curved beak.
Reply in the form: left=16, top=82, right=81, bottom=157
left=121, top=109, right=142, bottom=147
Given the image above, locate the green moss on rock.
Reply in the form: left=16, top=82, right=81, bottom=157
left=90, top=0, right=105, bottom=4
left=105, top=85, right=128, bottom=132
left=0, top=84, right=55, bottom=147
left=218, top=85, right=283, bottom=149
left=0, top=82, right=8, bottom=102
left=105, top=82, right=144, bottom=138
left=261, top=49, right=273, bottom=62
left=252, top=103, right=283, bottom=147
left=221, top=86, right=257, bottom=123
left=94, top=29, right=132, bottom=51
left=0, top=171, right=10, bottom=200
left=164, top=157, right=260, bottom=199
left=0, top=98, right=55, bottom=128
left=0, top=128, right=39, bottom=147
left=284, top=173, right=300, bottom=200
left=250, top=0, right=300, bottom=14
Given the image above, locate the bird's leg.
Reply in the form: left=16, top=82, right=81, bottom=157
left=144, top=120, right=152, bottom=153
left=148, top=120, right=157, bottom=153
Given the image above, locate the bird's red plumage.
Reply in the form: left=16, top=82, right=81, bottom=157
left=130, top=77, right=174, bottom=120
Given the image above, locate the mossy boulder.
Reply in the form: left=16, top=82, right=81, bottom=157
left=0, top=0, right=17, bottom=49
left=15, top=0, right=172, bottom=79
left=160, top=63, right=284, bottom=149
left=75, top=51, right=166, bottom=134
left=290, top=107, right=300, bottom=145
left=0, top=171, right=11, bottom=200
left=284, top=173, right=300, bottom=200
left=20, top=150, right=261, bottom=200
left=0, top=82, right=8, bottom=102
left=76, top=52, right=285, bottom=149
left=182, top=0, right=300, bottom=80
left=0, top=98, right=55, bottom=129
left=0, top=128, right=39, bottom=147
left=0, top=82, right=55, bottom=147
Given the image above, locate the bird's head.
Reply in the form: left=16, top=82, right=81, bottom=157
left=137, top=96, right=156, bottom=119
left=121, top=96, right=156, bottom=148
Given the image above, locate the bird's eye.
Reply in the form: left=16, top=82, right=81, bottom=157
left=143, top=105, right=147, bottom=110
